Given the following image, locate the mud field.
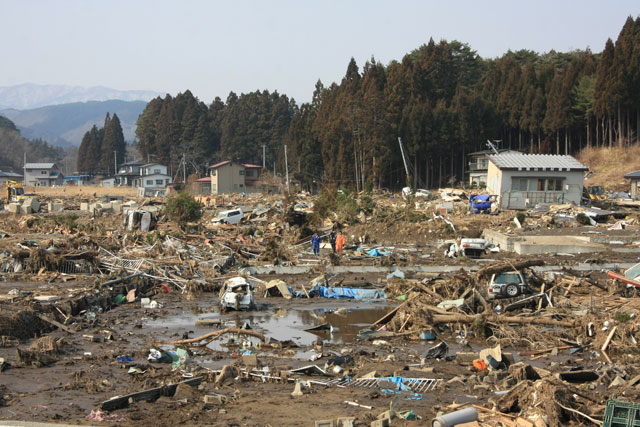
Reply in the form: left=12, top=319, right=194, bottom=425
left=0, top=189, right=639, bottom=426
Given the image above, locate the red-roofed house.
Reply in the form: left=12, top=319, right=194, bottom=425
left=207, top=161, right=265, bottom=194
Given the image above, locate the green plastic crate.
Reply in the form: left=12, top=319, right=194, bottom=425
left=604, top=395, right=640, bottom=427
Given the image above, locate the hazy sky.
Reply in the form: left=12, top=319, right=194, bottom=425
left=2, top=1, right=639, bottom=104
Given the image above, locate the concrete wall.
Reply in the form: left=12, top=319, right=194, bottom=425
left=488, top=162, right=584, bottom=209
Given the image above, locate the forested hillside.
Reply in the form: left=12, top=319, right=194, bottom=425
left=0, top=116, right=64, bottom=172
left=136, top=16, right=640, bottom=190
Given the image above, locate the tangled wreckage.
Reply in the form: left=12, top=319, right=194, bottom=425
left=0, top=188, right=640, bottom=425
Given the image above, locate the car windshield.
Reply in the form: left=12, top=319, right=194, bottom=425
left=216, top=212, right=229, bottom=218
left=495, top=273, right=521, bottom=284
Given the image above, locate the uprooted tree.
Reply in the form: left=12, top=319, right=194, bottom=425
left=165, top=192, right=203, bottom=228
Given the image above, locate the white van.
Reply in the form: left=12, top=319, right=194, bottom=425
left=213, top=208, right=244, bottom=225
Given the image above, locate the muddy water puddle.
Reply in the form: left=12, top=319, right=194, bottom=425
left=144, top=297, right=393, bottom=352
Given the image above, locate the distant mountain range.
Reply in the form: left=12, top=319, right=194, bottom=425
left=0, top=100, right=148, bottom=147
left=0, top=83, right=162, bottom=110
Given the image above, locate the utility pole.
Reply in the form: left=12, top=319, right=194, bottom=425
left=183, top=153, right=186, bottom=185
left=262, top=145, right=266, bottom=168
left=113, top=150, right=117, bottom=176
left=284, top=145, right=289, bottom=192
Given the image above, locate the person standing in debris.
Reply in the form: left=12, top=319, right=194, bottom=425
left=312, top=231, right=321, bottom=256
left=329, top=229, right=337, bottom=253
left=336, top=231, right=345, bottom=253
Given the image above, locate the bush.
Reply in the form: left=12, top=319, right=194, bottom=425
left=358, top=195, right=375, bottom=214
left=165, top=192, right=203, bottom=227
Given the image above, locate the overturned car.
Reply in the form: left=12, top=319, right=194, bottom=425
left=219, top=277, right=255, bottom=311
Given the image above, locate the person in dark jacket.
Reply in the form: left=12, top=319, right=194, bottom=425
left=311, top=232, right=321, bottom=256
left=329, top=230, right=337, bottom=253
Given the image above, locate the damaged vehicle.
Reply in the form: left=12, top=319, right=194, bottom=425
left=487, top=271, right=531, bottom=299
left=219, top=276, right=255, bottom=311
left=444, top=238, right=490, bottom=258
left=213, top=208, right=244, bottom=225
left=402, top=187, right=435, bottom=200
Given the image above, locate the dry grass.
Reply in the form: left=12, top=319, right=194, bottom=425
left=576, top=144, right=640, bottom=190
left=25, top=186, right=138, bottom=199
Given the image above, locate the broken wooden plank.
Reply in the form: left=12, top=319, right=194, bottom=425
left=37, top=314, right=75, bottom=334
left=100, top=376, right=203, bottom=411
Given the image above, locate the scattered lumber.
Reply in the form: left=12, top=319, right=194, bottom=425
left=155, top=328, right=265, bottom=345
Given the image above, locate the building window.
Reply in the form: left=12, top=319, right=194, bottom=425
left=512, top=177, right=564, bottom=192
left=40, top=170, right=47, bottom=175
left=154, top=169, right=160, bottom=174
left=211, top=170, right=217, bottom=176
left=239, top=184, right=243, bottom=187
left=155, top=179, right=163, bottom=185
left=146, top=180, right=153, bottom=186
left=245, top=170, right=253, bottom=177
left=165, top=179, right=169, bottom=185
left=239, top=170, right=245, bottom=175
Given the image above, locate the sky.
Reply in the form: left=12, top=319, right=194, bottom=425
left=2, top=0, right=640, bottom=104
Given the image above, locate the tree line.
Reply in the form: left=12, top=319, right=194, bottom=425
left=134, top=16, right=640, bottom=190
left=76, top=113, right=126, bottom=175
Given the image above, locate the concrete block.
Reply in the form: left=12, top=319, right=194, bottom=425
left=111, top=202, right=122, bottom=213
left=20, top=205, right=31, bottom=214
left=48, top=202, right=64, bottom=212
left=22, top=197, right=40, bottom=213
left=370, top=418, right=389, bottom=427
left=315, top=421, right=335, bottom=427
left=101, top=202, right=112, bottom=211
left=291, top=381, right=304, bottom=397
left=80, top=202, right=89, bottom=211
left=337, top=418, right=355, bottom=427
left=7, top=203, right=21, bottom=214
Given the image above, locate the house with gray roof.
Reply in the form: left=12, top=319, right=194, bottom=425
left=0, top=170, right=23, bottom=187
left=24, top=163, right=63, bottom=187
left=486, top=153, right=588, bottom=209
left=624, top=170, right=640, bottom=199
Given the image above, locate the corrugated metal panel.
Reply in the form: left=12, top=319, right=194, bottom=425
left=488, top=154, right=587, bottom=171
left=624, top=170, right=640, bottom=179
left=24, top=163, right=55, bottom=169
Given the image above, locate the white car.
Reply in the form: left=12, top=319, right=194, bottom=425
left=220, top=277, right=255, bottom=311
left=213, top=208, right=244, bottom=225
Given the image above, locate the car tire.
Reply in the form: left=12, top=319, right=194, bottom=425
left=505, top=284, right=519, bottom=297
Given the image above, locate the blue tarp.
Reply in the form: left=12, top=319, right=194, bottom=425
left=367, top=248, right=391, bottom=257
left=288, top=285, right=385, bottom=300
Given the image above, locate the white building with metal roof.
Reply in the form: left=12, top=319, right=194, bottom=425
left=486, top=153, right=588, bottom=210
left=24, top=163, right=63, bottom=187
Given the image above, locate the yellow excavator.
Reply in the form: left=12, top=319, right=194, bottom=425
left=6, top=180, right=25, bottom=203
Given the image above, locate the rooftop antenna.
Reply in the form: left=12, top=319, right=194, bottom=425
left=486, top=139, right=501, bottom=155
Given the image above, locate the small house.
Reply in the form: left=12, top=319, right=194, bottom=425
left=116, top=160, right=145, bottom=187
left=23, top=163, right=63, bottom=187
left=486, top=153, right=588, bottom=210
left=139, top=163, right=172, bottom=190
left=624, top=170, right=640, bottom=199
left=208, top=161, right=264, bottom=195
